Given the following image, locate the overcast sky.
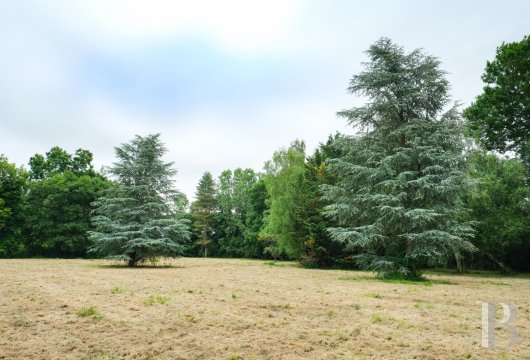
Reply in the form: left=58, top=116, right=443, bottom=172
left=1, top=1, right=528, bottom=199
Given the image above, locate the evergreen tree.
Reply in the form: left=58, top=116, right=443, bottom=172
left=89, top=134, right=190, bottom=266
left=190, top=171, right=217, bottom=257
left=299, top=134, right=348, bottom=268
left=323, top=38, right=475, bottom=279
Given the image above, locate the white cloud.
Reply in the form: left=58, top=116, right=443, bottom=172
left=2, top=0, right=530, bottom=201
left=38, top=0, right=300, bottom=55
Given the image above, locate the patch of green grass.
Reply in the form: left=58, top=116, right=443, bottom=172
left=184, top=314, right=199, bottom=323
left=231, top=292, right=237, bottom=299
left=487, top=281, right=511, bottom=286
left=143, top=294, right=171, bottom=306
left=91, top=350, right=117, bottom=360
left=414, top=302, right=435, bottom=310
left=427, top=268, right=530, bottom=279
left=264, top=261, right=280, bottom=267
left=77, top=306, right=102, bottom=319
left=380, top=278, right=433, bottom=286
left=326, top=310, right=337, bottom=318
left=363, top=291, right=382, bottom=299
left=263, top=260, right=300, bottom=268
left=371, top=314, right=383, bottom=324
left=110, top=286, right=130, bottom=294
left=28, top=295, right=38, bottom=301
left=339, top=274, right=453, bottom=286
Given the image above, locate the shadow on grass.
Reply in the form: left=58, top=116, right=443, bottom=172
left=90, top=262, right=185, bottom=269
left=425, top=268, right=530, bottom=279
left=337, top=274, right=455, bottom=286
left=263, top=260, right=301, bottom=268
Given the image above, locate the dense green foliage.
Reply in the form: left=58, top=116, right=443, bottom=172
left=29, top=147, right=96, bottom=179
left=322, top=38, right=476, bottom=279
left=298, top=134, right=349, bottom=268
left=0, top=156, right=27, bottom=257
left=89, top=134, right=190, bottom=266
left=261, top=140, right=306, bottom=259
left=24, top=171, right=110, bottom=257
left=464, top=35, right=530, bottom=169
left=466, top=152, right=530, bottom=272
left=1, top=148, right=110, bottom=258
left=216, top=168, right=265, bottom=257
left=22, top=147, right=110, bottom=257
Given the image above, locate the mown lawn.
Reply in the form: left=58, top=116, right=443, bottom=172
left=1, top=258, right=529, bottom=359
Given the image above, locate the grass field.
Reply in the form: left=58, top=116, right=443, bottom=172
left=1, top=258, right=529, bottom=359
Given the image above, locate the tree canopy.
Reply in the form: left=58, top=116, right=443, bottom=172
left=89, top=134, right=190, bottom=266
left=261, top=140, right=306, bottom=259
left=466, top=151, right=530, bottom=272
left=0, top=155, right=27, bottom=257
left=464, top=35, right=530, bottom=168
left=323, top=38, right=476, bottom=279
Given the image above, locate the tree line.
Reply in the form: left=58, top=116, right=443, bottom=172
left=1, top=37, right=528, bottom=276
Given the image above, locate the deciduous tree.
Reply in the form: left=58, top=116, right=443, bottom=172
left=0, top=155, right=27, bottom=257
left=464, top=35, right=530, bottom=169
left=261, top=140, right=306, bottom=259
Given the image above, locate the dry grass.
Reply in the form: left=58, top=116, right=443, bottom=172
left=0, top=258, right=529, bottom=359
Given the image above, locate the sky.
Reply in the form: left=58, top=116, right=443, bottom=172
left=1, top=0, right=529, bottom=200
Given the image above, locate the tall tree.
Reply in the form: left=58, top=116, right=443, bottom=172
left=323, top=38, right=476, bottom=279
left=190, top=172, right=217, bottom=257
left=261, top=140, right=306, bottom=259
left=29, top=146, right=96, bottom=179
left=174, top=191, right=190, bottom=219
left=22, top=147, right=108, bottom=257
left=298, top=134, right=348, bottom=268
left=243, top=178, right=269, bottom=258
left=24, top=172, right=110, bottom=257
left=89, top=134, right=190, bottom=266
left=464, top=35, right=530, bottom=169
left=0, top=155, right=27, bottom=257
left=216, top=168, right=262, bottom=257
left=466, top=151, right=530, bottom=272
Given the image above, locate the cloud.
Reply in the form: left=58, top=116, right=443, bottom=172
left=1, top=0, right=530, bottom=201
left=30, top=0, right=300, bottom=55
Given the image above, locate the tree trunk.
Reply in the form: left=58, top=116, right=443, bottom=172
left=204, top=246, right=208, bottom=258
left=488, top=254, right=510, bottom=274
left=128, top=259, right=136, bottom=267
left=455, top=253, right=464, bottom=273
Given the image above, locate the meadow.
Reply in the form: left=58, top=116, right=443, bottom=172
left=1, top=258, right=529, bottom=359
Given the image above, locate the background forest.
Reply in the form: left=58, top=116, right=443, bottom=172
left=1, top=36, right=528, bottom=274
